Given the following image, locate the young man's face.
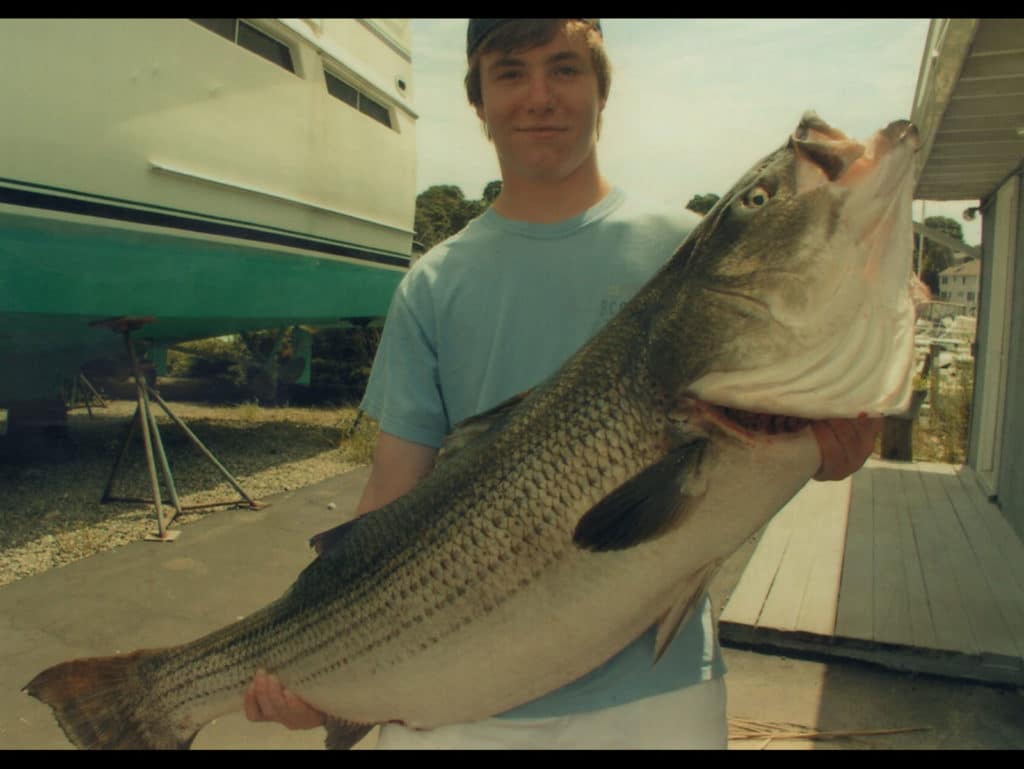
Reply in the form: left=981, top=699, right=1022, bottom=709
left=475, top=25, right=606, bottom=186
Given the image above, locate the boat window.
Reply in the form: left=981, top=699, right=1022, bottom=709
left=324, top=70, right=392, bottom=129
left=325, top=72, right=359, bottom=109
left=359, top=97, right=391, bottom=128
left=193, top=18, right=235, bottom=41
left=192, top=19, right=295, bottom=74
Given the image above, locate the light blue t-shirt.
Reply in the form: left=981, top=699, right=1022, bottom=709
left=360, top=187, right=726, bottom=718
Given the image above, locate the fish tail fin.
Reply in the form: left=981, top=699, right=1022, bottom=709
left=24, top=650, right=199, bottom=749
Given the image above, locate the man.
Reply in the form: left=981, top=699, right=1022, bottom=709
left=245, top=19, right=879, bottom=748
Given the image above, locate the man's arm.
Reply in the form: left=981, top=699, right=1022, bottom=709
left=354, top=432, right=439, bottom=516
left=243, top=432, right=438, bottom=730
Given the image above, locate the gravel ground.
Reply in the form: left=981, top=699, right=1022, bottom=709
left=0, top=398, right=375, bottom=589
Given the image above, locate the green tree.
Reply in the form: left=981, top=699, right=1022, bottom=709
left=915, top=215, right=965, bottom=296
left=413, top=185, right=486, bottom=251
left=483, top=179, right=503, bottom=204
left=310, top=321, right=381, bottom=403
left=685, top=193, right=720, bottom=216
left=413, top=184, right=492, bottom=251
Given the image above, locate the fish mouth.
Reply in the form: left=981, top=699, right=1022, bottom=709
left=692, top=400, right=812, bottom=442
left=791, top=112, right=919, bottom=193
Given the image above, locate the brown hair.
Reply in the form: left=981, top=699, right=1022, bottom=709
left=464, top=19, right=611, bottom=110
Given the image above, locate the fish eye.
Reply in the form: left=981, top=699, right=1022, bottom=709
left=743, top=186, right=771, bottom=208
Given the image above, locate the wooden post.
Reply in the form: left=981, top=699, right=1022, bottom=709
left=881, top=417, right=914, bottom=461
left=880, top=389, right=929, bottom=461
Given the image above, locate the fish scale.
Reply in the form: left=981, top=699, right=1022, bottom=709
left=24, top=112, right=921, bottom=748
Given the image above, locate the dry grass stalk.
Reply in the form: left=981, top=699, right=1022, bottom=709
left=728, top=716, right=931, bottom=743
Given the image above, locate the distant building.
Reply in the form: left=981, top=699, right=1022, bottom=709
left=938, top=259, right=981, bottom=316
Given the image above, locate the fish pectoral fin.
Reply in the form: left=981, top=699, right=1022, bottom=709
left=438, top=388, right=533, bottom=463
left=572, top=438, right=708, bottom=552
left=653, top=562, right=720, bottom=664
left=324, top=717, right=374, bottom=750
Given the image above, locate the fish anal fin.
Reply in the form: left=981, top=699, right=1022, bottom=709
left=308, top=517, right=361, bottom=557
left=654, top=562, right=720, bottom=664
left=324, top=717, right=375, bottom=749
left=573, top=438, right=708, bottom=552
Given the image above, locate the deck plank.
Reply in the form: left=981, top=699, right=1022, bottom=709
left=871, top=467, right=914, bottom=646
left=941, top=472, right=1024, bottom=660
left=894, top=467, right=938, bottom=648
left=923, top=469, right=1018, bottom=659
left=793, top=479, right=850, bottom=636
left=957, top=469, right=1024, bottom=596
left=718, top=493, right=801, bottom=627
left=716, top=489, right=811, bottom=626
left=834, top=469, right=874, bottom=640
left=915, top=471, right=981, bottom=654
left=757, top=482, right=843, bottom=631
left=757, top=498, right=820, bottom=631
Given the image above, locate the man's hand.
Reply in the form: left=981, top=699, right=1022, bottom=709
left=244, top=669, right=326, bottom=730
left=810, top=416, right=881, bottom=481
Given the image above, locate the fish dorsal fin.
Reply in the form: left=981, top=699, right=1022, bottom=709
left=653, top=562, right=719, bottom=663
left=573, top=438, right=708, bottom=552
left=437, top=389, right=532, bottom=464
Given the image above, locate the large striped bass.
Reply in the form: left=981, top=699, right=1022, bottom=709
left=25, top=113, right=920, bottom=749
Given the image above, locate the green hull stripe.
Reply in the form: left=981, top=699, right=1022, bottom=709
left=0, top=209, right=405, bottom=405
left=0, top=177, right=410, bottom=267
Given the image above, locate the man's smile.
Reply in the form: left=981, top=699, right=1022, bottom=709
left=515, top=126, right=569, bottom=136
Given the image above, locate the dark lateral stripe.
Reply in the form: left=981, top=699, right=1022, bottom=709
left=0, top=183, right=410, bottom=269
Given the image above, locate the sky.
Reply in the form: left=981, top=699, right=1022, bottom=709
left=408, top=18, right=982, bottom=246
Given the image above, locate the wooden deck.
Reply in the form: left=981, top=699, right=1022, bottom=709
left=719, top=459, right=1024, bottom=686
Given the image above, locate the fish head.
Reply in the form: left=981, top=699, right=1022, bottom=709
left=682, top=111, right=921, bottom=421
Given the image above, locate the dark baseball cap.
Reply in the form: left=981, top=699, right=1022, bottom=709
left=467, top=19, right=602, bottom=58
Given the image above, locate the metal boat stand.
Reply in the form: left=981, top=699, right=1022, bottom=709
left=93, top=317, right=265, bottom=542
left=64, top=373, right=108, bottom=417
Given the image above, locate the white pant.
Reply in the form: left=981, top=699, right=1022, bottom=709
left=375, top=677, right=727, bottom=749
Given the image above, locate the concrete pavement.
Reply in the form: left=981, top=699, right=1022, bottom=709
left=2, top=466, right=1021, bottom=749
